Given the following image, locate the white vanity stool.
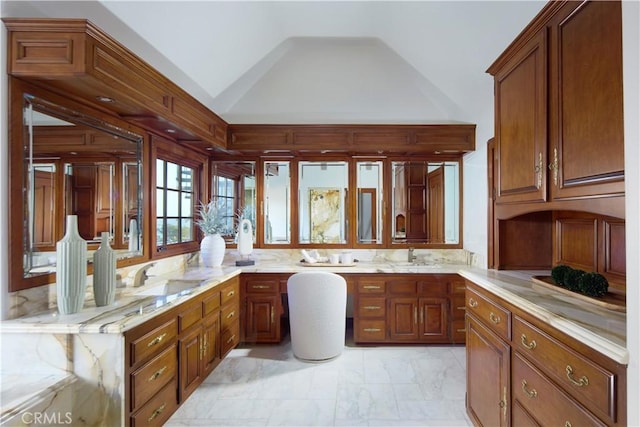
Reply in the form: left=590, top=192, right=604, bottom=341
left=287, top=271, right=347, bottom=362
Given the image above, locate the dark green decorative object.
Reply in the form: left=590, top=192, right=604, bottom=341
left=564, top=269, right=586, bottom=292
left=551, top=265, right=572, bottom=287
left=578, top=272, right=609, bottom=297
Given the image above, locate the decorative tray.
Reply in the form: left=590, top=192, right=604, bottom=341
left=531, top=276, right=626, bottom=313
left=298, top=262, right=357, bottom=267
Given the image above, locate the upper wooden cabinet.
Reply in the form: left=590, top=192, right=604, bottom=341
left=488, top=1, right=624, bottom=212
left=3, top=18, right=228, bottom=150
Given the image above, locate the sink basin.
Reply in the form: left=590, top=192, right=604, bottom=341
left=135, top=279, right=203, bottom=296
left=402, top=264, right=441, bottom=273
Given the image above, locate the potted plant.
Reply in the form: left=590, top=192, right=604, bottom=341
left=196, top=199, right=228, bottom=267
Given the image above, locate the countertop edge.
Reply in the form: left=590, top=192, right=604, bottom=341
left=458, top=268, right=629, bottom=365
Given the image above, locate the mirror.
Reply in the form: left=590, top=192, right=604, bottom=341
left=357, top=161, right=383, bottom=244
left=211, top=161, right=257, bottom=243
left=264, top=161, right=290, bottom=244
left=23, top=94, right=144, bottom=277
left=391, top=161, right=460, bottom=244
left=298, top=161, right=348, bottom=244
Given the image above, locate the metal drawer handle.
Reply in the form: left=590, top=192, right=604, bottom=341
left=226, top=334, right=236, bottom=344
left=520, top=334, right=537, bottom=350
left=468, top=298, right=478, bottom=308
left=363, top=285, right=381, bottom=290
left=226, top=311, right=235, bottom=319
left=489, top=312, right=501, bottom=324
left=566, top=365, right=589, bottom=387
left=521, top=380, right=537, bottom=398
left=148, top=366, right=167, bottom=382
left=252, top=285, right=270, bottom=289
left=565, top=422, right=572, bottom=427
left=227, top=290, right=235, bottom=297
left=147, top=403, right=166, bottom=422
left=147, top=332, right=167, bottom=347
left=363, top=328, right=382, bottom=332
left=456, top=328, right=466, bottom=333
left=363, top=305, right=381, bottom=310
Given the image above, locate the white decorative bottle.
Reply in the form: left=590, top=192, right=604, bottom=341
left=93, top=232, right=116, bottom=307
left=56, top=215, right=88, bottom=314
left=200, top=233, right=226, bottom=267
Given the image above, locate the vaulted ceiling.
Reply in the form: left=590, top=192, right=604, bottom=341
left=2, top=1, right=546, bottom=124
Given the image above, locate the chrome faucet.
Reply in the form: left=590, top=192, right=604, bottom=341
left=408, top=247, right=417, bottom=263
left=132, top=263, right=155, bottom=287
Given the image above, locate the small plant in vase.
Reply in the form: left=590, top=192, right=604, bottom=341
left=196, top=199, right=229, bottom=267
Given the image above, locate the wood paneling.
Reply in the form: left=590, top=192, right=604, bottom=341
left=554, top=216, right=598, bottom=272
left=496, top=211, right=553, bottom=270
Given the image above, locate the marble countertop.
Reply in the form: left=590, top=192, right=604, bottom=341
left=458, top=268, right=628, bottom=365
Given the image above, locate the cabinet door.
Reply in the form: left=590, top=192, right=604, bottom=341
left=548, top=1, right=624, bottom=200
left=418, top=297, right=448, bottom=342
left=388, top=297, right=419, bottom=341
left=495, top=30, right=547, bottom=205
left=466, top=315, right=510, bottom=427
left=244, top=294, right=280, bottom=343
left=202, top=315, right=220, bottom=376
left=178, top=327, right=203, bottom=402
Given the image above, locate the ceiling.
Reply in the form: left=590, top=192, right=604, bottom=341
left=1, top=1, right=546, bottom=124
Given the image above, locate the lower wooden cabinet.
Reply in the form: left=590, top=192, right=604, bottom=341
left=465, top=279, right=627, bottom=427
left=241, top=274, right=284, bottom=343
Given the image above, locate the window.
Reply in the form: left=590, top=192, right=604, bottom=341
left=212, top=174, right=235, bottom=237
left=156, top=158, right=195, bottom=248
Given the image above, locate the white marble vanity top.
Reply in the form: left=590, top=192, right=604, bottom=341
left=459, top=268, right=628, bottom=365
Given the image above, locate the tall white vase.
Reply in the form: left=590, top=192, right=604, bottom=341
left=56, top=215, right=87, bottom=314
left=200, top=234, right=225, bottom=267
left=93, top=232, right=116, bottom=307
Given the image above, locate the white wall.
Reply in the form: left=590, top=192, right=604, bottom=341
left=622, top=1, right=639, bottom=424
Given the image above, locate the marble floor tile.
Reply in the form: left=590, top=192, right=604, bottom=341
left=167, top=330, right=472, bottom=427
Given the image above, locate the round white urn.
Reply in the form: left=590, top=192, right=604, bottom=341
left=200, top=234, right=226, bottom=267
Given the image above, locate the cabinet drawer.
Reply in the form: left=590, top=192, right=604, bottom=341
left=131, top=344, right=177, bottom=411
left=417, top=281, right=448, bottom=296
left=129, top=319, right=177, bottom=367
left=202, top=290, right=220, bottom=316
left=221, top=280, right=240, bottom=305
left=130, top=378, right=178, bottom=427
left=466, top=287, right=511, bottom=340
left=244, top=280, right=279, bottom=293
left=513, top=316, right=616, bottom=421
left=357, top=280, right=386, bottom=294
left=221, top=323, right=240, bottom=356
left=221, top=303, right=239, bottom=330
left=357, top=297, right=386, bottom=318
left=387, top=279, right=417, bottom=294
left=356, top=319, right=386, bottom=341
left=178, top=300, right=202, bottom=333
left=513, top=352, right=606, bottom=427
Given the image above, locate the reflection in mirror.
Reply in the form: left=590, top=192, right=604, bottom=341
left=298, top=161, right=348, bottom=244
left=357, top=161, right=383, bottom=244
left=391, top=161, right=459, bottom=244
left=23, top=95, right=143, bottom=277
left=156, top=159, right=194, bottom=247
left=264, top=161, right=290, bottom=244
left=211, top=161, right=256, bottom=243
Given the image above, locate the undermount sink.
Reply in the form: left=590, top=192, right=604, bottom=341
left=135, top=279, right=203, bottom=297
left=391, top=262, right=441, bottom=272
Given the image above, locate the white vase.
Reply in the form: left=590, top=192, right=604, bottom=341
left=128, top=218, right=139, bottom=252
left=56, top=215, right=87, bottom=314
left=93, top=232, right=116, bottom=307
left=200, top=234, right=225, bottom=267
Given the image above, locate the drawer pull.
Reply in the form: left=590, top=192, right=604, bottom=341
left=520, top=334, right=537, bottom=350
left=148, top=366, right=167, bottom=382
left=468, top=298, right=478, bottom=308
left=252, top=285, right=270, bottom=289
left=521, top=380, right=537, bottom=398
left=456, top=328, right=466, bottom=333
left=565, top=422, right=572, bottom=427
left=363, top=328, right=382, bottom=332
left=147, top=403, right=166, bottom=422
left=226, top=311, right=235, bottom=319
left=227, top=290, right=236, bottom=297
left=456, top=306, right=466, bottom=311
left=147, top=332, right=167, bottom=347
left=363, top=285, right=381, bottom=290
left=566, top=365, right=589, bottom=387
left=489, top=312, right=501, bottom=324
left=226, top=334, right=236, bottom=344
left=363, top=306, right=381, bottom=310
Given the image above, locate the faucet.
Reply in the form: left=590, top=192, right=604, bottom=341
left=132, top=263, right=155, bottom=287
left=408, top=247, right=417, bottom=263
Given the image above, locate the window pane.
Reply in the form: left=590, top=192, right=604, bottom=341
left=166, top=162, right=179, bottom=190
left=166, top=218, right=179, bottom=244
left=181, top=167, right=193, bottom=192
left=156, top=219, right=165, bottom=246
left=156, top=159, right=165, bottom=187
left=181, top=192, right=192, bottom=216
left=181, top=218, right=193, bottom=242
left=166, top=190, right=180, bottom=216
left=156, top=189, right=164, bottom=217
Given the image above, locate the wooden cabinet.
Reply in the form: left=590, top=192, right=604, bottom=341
left=220, top=278, right=241, bottom=356
left=354, top=274, right=463, bottom=344
left=241, top=274, right=284, bottom=344
left=488, top=1, right=624, bottom=212
left=465, top=279, right=627, bottom=427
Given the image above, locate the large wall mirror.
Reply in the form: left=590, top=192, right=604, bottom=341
left=391, top=161, right=460, bottom=244
left=13, top=93, right=144, bottom=290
